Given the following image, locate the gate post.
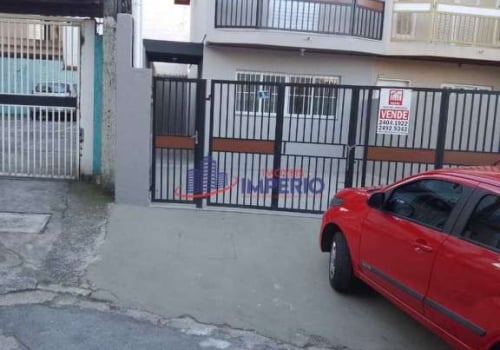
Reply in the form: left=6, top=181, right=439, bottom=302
left=345, top=88, right=360, bottom=188
left=435, top=90, right=450, bottom=169
left=195, top=79, right=207, bottom=208
left=271, top=84, right=285, bottom=210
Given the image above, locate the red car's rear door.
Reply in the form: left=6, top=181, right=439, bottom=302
left=425, top=184, right=500, bottom=350
left=360, top=178, right=471, bottom=314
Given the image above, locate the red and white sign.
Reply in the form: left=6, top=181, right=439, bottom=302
left=377, top=88, right=412, bottom=135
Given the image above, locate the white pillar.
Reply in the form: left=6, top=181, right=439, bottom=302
left=80, top=19, right=96, bottom=177
left=132, top=0, right=144, bottom=68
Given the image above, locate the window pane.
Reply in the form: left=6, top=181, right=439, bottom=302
left=261, top=74, right=285, bottom=114
left=236, top=73, right=260, bottom=113
left=386, top=179, right=464, bottom=229
left=312, top=77, right=338, bottom=117
left=289, top=76, right=313, bottom=115
left=396, top=13, right=414, bottom=35
left=462, top=195, right=500, bottom=250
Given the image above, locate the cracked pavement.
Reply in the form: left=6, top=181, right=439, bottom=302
left=0, top=179, right=338, bottom=350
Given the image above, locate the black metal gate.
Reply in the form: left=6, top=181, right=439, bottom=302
left=151, top=77, right=500, bottom=213
left=208, top=80, right=358, bottom=212
left=151, top=77, right=206, bottom=206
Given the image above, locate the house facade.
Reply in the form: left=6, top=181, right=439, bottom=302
left=186, top=0, right=500, bottom=89
left=114, top=2, right=500, bottom=211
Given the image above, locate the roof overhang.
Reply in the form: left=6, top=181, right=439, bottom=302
left=144, top=40, right=204, bottom=65
left=0, top=0, right=104, bottom=17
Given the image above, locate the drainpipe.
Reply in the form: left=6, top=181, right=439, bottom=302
left=132, top=0, right=143, bottom=68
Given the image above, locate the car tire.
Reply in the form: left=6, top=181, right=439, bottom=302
left=329, top=232, right=356, bottom=293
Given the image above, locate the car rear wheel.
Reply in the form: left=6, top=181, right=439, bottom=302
left=329, top=232, right=355, bottom=293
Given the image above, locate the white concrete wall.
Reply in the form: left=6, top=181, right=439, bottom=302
left=142, top=0, right=190, bottom=41
left=202, top=46, right=375, bottom=84
left=115, top=14, right=153, bottom=205
left=201, top=46, right=500, bottom=89
left=374, top=58, right=500, bottom=90
left=142, top=0, right=191, bottom=76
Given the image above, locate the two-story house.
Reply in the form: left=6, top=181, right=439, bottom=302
left=182, top=0, right=499, bottom=90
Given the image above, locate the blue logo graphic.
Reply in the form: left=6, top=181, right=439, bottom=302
left=184, top=157, right=230, bottom=197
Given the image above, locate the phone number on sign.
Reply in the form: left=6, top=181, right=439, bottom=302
left=377, top=120, right=409, bottom=133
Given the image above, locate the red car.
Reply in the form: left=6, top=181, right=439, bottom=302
left=320, top=166, right=500, bottom=350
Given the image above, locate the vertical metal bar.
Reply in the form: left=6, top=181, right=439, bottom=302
left=465, top=92, right=475, bottom=151
left=408, top=91, right=418, bottom=149
left=350, top=0, right=356, bottom=35
left=151, top=78, right=157, bottom=201
left=215, top=0, right=219, bottom=27
left=417, top=91, right=426, bottom=148
left=458, top=91, right=467, bottom=150
left=51, top=23, right=56, bottom=176
left=304, top=156, right=311, bottom=210
left=450, top=91, right=460, bottom=151
left=195, top=79, right=207, bottom=208
left=271, top=84, right=285, bottom=210
left=491, top=94, right=499, bottom=152
left=229, top=83, right=236, bottom=138
left=230, top=0, right=234, bottom=26
left=435, top=90, right=450, bottom=169
left=208, top=80, right=216, bottom=206
left=474, top=92, right=483, bottom=152
left=345, top=88, right=359, bottom=188
left=20, top=22, right=24, bottom=173
left=6, top=20, right=11, bottom=173
left=360, top=88, right=373, bottom=187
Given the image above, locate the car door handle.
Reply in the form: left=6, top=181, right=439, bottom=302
left=413, top=239, right=433, bottom=253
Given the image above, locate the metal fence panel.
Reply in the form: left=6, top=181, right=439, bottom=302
left=152, top=77, right=500, bottom=213
left=152, top=77, right=205, bottom=205
left=0, top=17, right=80, bottom=179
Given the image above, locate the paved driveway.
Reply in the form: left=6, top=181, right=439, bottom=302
left=87, top=205, right=450, bottom=350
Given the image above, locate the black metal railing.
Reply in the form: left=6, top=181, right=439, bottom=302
left=215, top=0, right=385, bottom=40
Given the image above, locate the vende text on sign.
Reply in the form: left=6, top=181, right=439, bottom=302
left=377, top=88, right=412, bottom=135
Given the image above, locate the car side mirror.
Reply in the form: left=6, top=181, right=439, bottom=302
left=368, top=192, right=385, bottom=209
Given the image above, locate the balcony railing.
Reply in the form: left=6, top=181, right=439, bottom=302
left=215, top=0, right=385, bottom=40
left=392, top=1, right=500, bottom=48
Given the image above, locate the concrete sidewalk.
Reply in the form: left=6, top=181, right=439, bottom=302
left=87, top=205, right=450, bottom=350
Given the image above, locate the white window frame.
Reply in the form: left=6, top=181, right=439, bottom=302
left=376, top=78, right=411, bottom=87
left=236, top=71, right=340, bottom=120
left=441, top=83, right=493, bottom=91
left=394, top=12, right=417, bottom=38
left=27, top=23, right=45, bottom=40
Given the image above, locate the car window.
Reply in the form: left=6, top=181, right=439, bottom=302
left=52, top=83, right=67, bottom=93
left=35, top=83, right=69, bottom=93
left=385, top=179, right=464, bottom=230
left=462, top=194, right=500, bottom=250
left=35, top=84, right=49, bottom=93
